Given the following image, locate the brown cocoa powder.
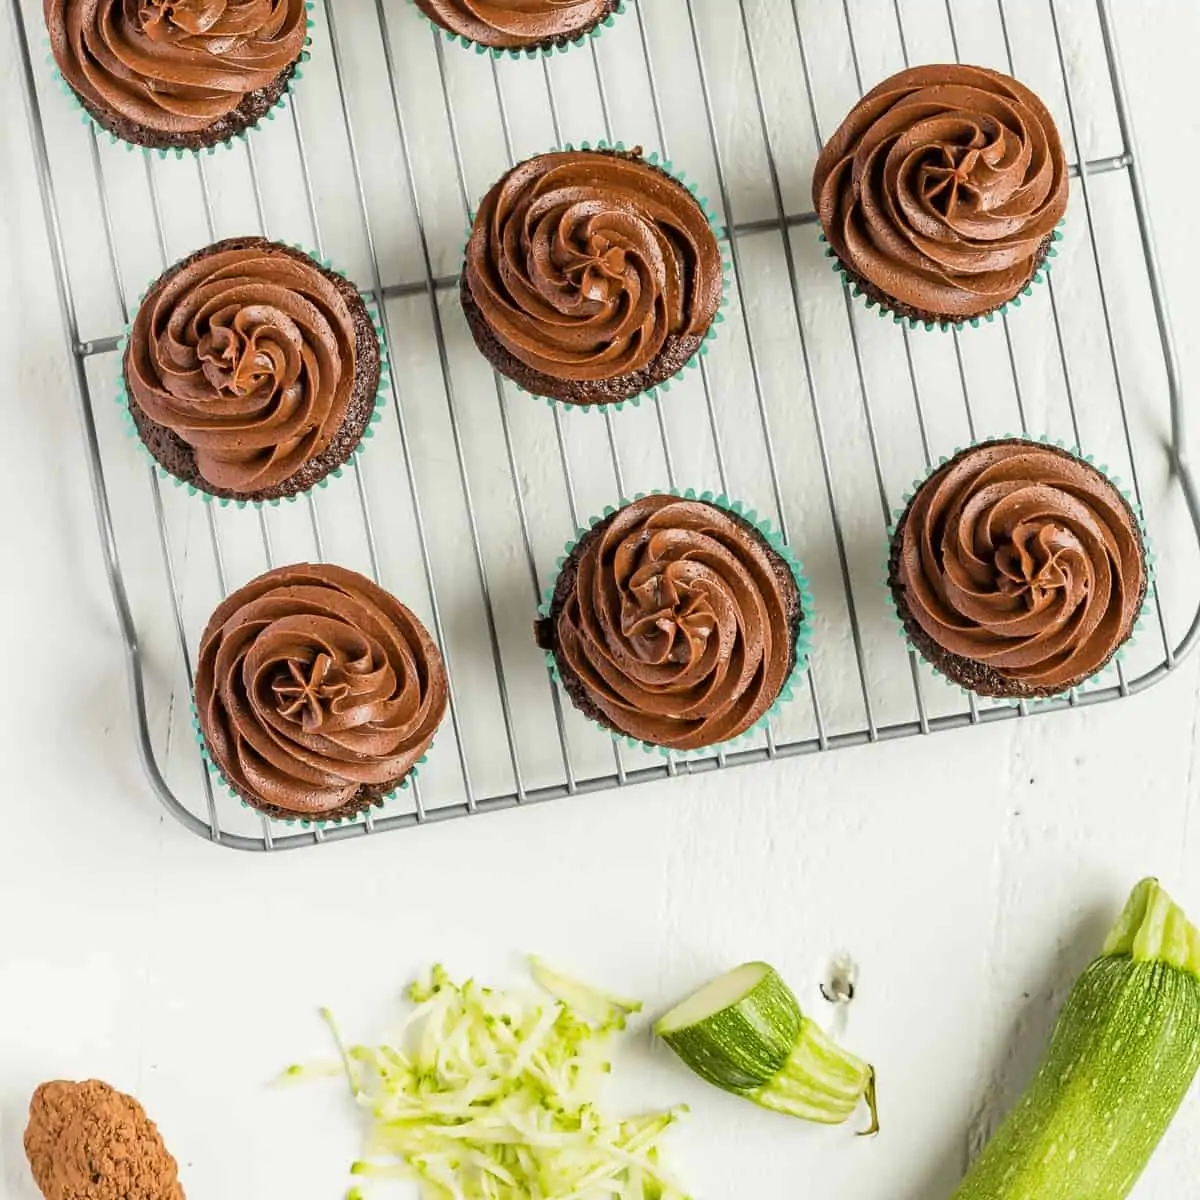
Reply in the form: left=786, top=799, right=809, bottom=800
left=24, top=1080, right=184, bottom=1200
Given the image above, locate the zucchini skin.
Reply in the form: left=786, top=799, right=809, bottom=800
left=952, top=955, right=1200, bottom=1200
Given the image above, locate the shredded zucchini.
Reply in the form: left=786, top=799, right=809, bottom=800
left=285, top=960, right=689, bottom=1200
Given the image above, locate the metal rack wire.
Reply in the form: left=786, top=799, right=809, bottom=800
left=12, top=0, right=1200, bottom=850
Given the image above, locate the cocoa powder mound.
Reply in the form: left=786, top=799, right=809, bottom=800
left=24, top=1080, right=185, bottom=1200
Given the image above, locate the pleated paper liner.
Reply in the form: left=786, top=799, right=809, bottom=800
left=190, top=700, right=427, bottom=830
left=820, top=219, right=1065, bottom=334
left=537, top=488, right=816, bottom=757
left=113, top=244, right=391, bottom=509
left=884, top=433, right=1156, bottom=705
left=407, top=0, right=626, bottom=59
left=46, top=3, right=316, bottom=158
left=464, top=140, right=730, bottom=414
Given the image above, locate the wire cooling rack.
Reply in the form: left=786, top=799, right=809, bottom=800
left=12, top=0, right=1200, bottom=850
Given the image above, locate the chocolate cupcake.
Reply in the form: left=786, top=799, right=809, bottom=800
left=536, top=493, right=811, bottom=752
left=462, top=147, right=725, bottom=409
left=412, top=0, right=622, bottom=54
left=121, top=237, right=383, bottom=505
left=45, top=0, right=309, bottom=153
left=812, top=64, right=1068, bottom=328
left=195, top=563, right=448, bottom=823
left=888, top=440, right=1149, bottom=699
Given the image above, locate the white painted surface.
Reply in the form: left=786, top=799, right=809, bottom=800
left=3, top=2, right=1200, bottom=1198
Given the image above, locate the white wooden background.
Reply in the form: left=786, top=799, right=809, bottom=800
left=3, top=2, right=1200, bottom=1198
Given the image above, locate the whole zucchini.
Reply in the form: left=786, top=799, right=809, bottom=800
left=952, top=877, right=1200, bottom=1200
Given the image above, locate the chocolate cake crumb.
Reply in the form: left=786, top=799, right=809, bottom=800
left=25, top=1080, right=184, bottom=1200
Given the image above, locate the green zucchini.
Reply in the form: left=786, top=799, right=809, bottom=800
left=952, top=877, right=1200, bottom=1200
left=654, top=961, right=878, bottom=1132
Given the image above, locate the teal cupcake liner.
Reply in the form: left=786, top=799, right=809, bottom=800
left=537, top=487, right=816, bottom=757
left=46, top=3, right=315, bottom=158
left=408, top=0, right=625, bottom=59
left=190, top=698, right=427, bottom=829
left=820, top=219, right=1065, bottom=334
left=113, top=244, right=392, bottom=509
left=465, top=139, right=730, bottom=415
left=884, top=433, right=1157, bottom=704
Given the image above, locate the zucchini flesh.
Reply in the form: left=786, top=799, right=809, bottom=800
left=952, top=878, right=1200, bottom=1200
left=655, top=962, right=878, bottom=1132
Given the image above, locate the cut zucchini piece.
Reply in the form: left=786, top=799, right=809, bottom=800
left=655, top=962, right=878, bottom=1132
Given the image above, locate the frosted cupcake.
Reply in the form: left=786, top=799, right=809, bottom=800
left=45, top=0, right=309, bottom=152
left=195, top=563, right=448, bottom=822
left=813, top=65, right=1068, bottom=327
left=462, top=147, right=724, bottom=409
left=536, top=493, right=810, bottom=751
left=888, top=440, right=1148, bottom=698
left=122, top=237, right=382, bottom=505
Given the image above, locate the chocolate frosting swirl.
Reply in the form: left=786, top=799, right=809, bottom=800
left=813, top=64, right=1068, bottom=320
left=544, top=496, right=799, bottom=751
left=465, top=150, right=723, bottom=385
left=893, top=442, right=1146, bottom=694
left=413, top=0, right=613, bottom=48
left=126, top=240, right=358, bottom=496
left=196, top=564, right=448, bottom=817
left=45, top=0, right=307, bottom=138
